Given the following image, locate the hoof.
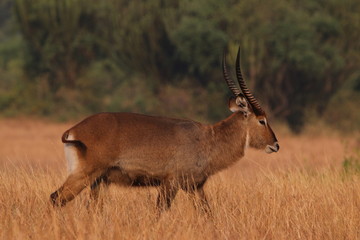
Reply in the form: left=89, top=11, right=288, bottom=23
left=50, top=191, right=66, bottom=207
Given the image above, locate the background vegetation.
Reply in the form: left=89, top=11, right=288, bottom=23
left=0, top=0, right=359, bottom=133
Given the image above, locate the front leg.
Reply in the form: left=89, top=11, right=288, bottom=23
left=156, top=182, right=179, bottom=213
left=186, top=179, right=212, bottom=215
left=195, top=187, right=212, bottom=215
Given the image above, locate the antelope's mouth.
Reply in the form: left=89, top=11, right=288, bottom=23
left=265, top=142, right=280, bottom=154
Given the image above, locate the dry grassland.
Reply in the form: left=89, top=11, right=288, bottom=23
left=0, top=119, right=360, bottom=240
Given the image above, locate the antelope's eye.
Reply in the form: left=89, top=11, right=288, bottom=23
left=259, top=119, right=266, bottom=125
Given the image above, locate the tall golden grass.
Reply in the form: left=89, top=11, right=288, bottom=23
left=0, top=119, right=359, bottom=240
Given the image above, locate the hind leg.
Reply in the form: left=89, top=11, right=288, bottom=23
left=50, top=166, right=105, bottom=206
left=90, top=167, right=132, bottom=201
left=90, top=175, right=109, bottom=201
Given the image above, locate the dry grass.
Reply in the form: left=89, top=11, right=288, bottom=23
left=0, top=118, right=360, bottom=240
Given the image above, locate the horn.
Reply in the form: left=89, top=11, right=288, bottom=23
left=235, top=47, right=265, bottom=116
left=222, top=51, right=241, bottom=96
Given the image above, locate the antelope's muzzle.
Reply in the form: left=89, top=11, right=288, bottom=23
left=265, top=142, right=279, bottom=153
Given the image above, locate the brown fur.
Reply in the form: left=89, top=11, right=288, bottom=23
left=51, top=110, right=278, bottom=212
left=50, top=51, right=279, bottom=212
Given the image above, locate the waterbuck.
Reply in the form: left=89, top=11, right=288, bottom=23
left=50, top=48, right=279, bottom=212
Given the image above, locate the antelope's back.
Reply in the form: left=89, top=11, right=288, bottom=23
left=65, top=112, right=205, bottom=170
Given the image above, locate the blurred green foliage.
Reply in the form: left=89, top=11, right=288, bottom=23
left=343, top=153, right=360, bottom=174
left=0, top=0, right=359, bottom=132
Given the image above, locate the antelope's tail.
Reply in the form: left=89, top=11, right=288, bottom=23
left=61, top=130, right=87, bottom=151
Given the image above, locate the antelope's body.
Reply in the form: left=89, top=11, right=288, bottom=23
left=51, top=48, right=279, bottom=212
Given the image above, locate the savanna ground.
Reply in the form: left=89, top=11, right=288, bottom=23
left=0, top=118, right=360, bottom=240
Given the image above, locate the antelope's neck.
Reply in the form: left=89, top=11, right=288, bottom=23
left=205, top=113, right=248, bottom=175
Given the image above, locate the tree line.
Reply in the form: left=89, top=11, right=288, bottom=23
left=0, top=0, right=359, bottom=132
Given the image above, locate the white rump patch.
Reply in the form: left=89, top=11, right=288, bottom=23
left=64, top=143, right=79, bottom=173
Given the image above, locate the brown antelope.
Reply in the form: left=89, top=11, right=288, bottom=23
left=50, top=48, right=279, bottom=212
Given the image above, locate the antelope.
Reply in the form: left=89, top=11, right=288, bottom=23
left=50, top=48, right=279, bottom=213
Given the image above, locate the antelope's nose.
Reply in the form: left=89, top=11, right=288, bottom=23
left=268, top=142, right=279, bottom=153
left=274, top=142, right=280, bottom=151
left=265, top=142, right=279, bottom=153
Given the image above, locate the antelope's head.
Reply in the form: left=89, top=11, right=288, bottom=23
left=223, top=47, right=279, bottom=153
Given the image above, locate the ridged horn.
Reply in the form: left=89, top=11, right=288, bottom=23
left=222, top=51, right=241, bottom=96
left=235, top=47, right=265, bottom=116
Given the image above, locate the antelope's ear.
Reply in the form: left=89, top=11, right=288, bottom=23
left=228, top=96, right=249, bottom=115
